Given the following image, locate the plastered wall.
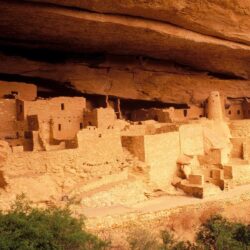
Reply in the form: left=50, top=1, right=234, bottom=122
left=179, top=124, right=204, bottom=156
left=144, top=132, right=180, bottom=187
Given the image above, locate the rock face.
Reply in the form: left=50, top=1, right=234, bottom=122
left=0, top=0, right=250, bottom=79
left=0, top=0, right=249, bottom=103
left=1, top=53, right=250, bottom=104
left=28, top=0, right=250, bottom=46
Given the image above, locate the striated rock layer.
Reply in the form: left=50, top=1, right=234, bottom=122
left=0, top=0, right=250, bottom=79
left=0, top=0, right=250, bottom=103
left=28, top=0, right=250, bottom=46
left=1, top=53, right=250, bottom=104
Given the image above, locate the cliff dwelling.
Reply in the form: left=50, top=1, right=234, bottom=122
left=0, top=1, right=250, bottom=246
left=0, top=80, right=249, bottom=203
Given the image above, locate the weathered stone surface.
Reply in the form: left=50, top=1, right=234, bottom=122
left=1, top=53, right=250, bottom=104
left=0, top=1, right=250, bottom=78
left=27, top=0, right=250, bottom=46
left=180, top=124, right=204, bottom=156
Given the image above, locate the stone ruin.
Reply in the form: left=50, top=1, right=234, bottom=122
left=0, top=82, right=250, bottom=207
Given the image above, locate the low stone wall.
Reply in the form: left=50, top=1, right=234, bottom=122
left=4, top=147, right=125, bottom=181
left=229, top=120, right=250, bottom=138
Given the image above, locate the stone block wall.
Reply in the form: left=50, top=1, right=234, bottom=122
left=243, top=137, right=250, bottom=161
left=188, top=174, right=204, bottom=185
left=83, top=108, right=116, bottom=129
left=131, top=108, right=171, bottom=122
left=77, top=128, right=124, bottom=164
left=226, top=104, right=244, bottom=120
left=17, top=97, right=86, bottom=121
left=52, top=116, right=83, bottom=140
left=0, top=99, right=18, bottom=139
left=4, top=147, right=126, bottom=184
left=229, top=120, right=250, bottom=138
left=170, top=106, right=203, bottom=122
left=230, top=137, right=244, bottom=158
left=17, top=97, right=86, bottom=141
left=131, top=106, right=203, bottom=123
left=121, top=136, right=145, bottom=161
left=231, top=165, right=250, bottom=186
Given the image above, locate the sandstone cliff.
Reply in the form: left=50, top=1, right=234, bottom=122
left=0, top=0, right=250, bottom=103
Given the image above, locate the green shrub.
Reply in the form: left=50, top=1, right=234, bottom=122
left=196, top=214, right=250, bottom=250
left=161, top=230, right=174, bottom=249
left=0, top=195, right=109, bottom=250
left=127, top=215, right=250, bottom=250
left=160, top=230, right=199, bottom=250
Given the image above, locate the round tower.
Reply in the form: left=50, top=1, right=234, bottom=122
left=207, top=91, right=224, bottom=120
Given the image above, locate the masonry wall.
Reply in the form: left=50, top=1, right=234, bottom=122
left=226, top=104, right=244, bottom=120
left=229, top=120, right=250, bottom=137
left=76, top=128, right=124, bottom=164
left=17, top=97, right=86, bottom=121
left=187, top=105, right=205, bottom=119
left=131, top=106, right=203, bottom=123
left=83, top=108, right=116, bottom=129
left=0, top=81, right=37, bottom=101
left=232, top=165, right=250, bottom=186
left=3, top=148, right=127, bottom=202
left=169, top=106, right=204, bottom=122
left=230, top=137, right=244, bottom=158
left=5, top=147, right=125, bottom=181
left=206, top=91, right=224, bottom=120
left=17, top=97, right=86, bottom=141
left=52, top=116, right=83, bottom=140
left=131, top=108, right=171, bottom=122
left=121, top=136, right=145, bottom=161
left=144, top=132, right=180, bottom=187
left=0, top=99, right=18, bottom=139
left=242, top=101, right=250, bottom=119
left=83, top=109, right=98, bottom=127
left=97, top=108, right=116, bottom=128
